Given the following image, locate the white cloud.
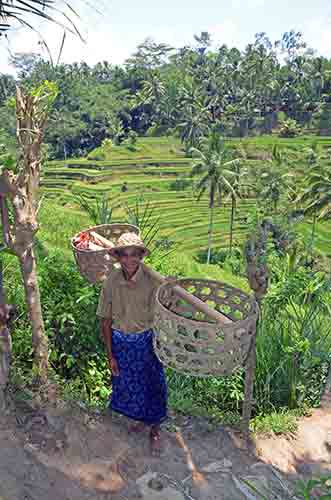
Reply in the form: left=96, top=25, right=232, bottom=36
left=208, top=20, right=242, bottom=49
left=301, top=15, right=331, bottom=57
left=0, top=1, right=134, bottom=73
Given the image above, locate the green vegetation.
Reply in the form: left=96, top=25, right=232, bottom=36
left=2, top=28, right=331, bottom=435
left=2, top=29, right=331, bottom=160
left=2, top=135, right=327, bottom=432
left=37, top=136, right=331, bottom=261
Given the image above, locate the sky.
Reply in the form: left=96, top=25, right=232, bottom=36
left=0, top=0, right=331, bottom=73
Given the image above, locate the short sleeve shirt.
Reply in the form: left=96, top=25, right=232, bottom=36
left=96, top=265, right=160, bottom=333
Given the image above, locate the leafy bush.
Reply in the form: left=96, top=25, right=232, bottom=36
left=296, top=475, right=331, bottom=499
left=278, top=118, right=301, bottom=138
left=87, top=147, right=106, bottom=161
left=125, top=130, right=138, bottom=149
left=195, top=247, right=244, bottom=275
left=169, top=176, right=191, bottom=191
left=5, top=250, right=110, bottom=407
left=102, top=138, right=113, bottom=149
left=5, top=240, right=331, bottom=420
left=255, top=263, right=331, bottom=412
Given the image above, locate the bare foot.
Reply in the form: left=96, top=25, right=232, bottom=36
left=150, top=428, right=162, bottom=457
left=128, top=421, right=146, bottom=433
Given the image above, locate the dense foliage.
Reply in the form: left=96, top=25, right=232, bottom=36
left=1, top=28, right=331, bottom=431
left=4, top=241, right=331, bottom=421
left=1, top=31, right=331, bottom=158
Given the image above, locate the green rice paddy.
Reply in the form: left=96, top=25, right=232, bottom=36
left=40, top=137, right=331, bottom=259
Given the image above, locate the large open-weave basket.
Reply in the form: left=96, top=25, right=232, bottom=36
left=71, top=223, right=139, bottom=284
left=154, top=278, right=258, bottom=377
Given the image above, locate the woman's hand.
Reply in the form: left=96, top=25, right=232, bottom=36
left=109, top=356, right=120, bottom=376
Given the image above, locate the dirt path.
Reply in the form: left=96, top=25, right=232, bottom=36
left=1, top=394, right=331, bottom=500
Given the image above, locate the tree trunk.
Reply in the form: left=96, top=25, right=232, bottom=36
left=0, top=85, right=57, bottom=385
left=310, top=213, right=317, bottom=257
left=229, top=197, right=235, bottom=257
left=19, top=245, right=48, bottom=381
left=0, top=259, right=3, bottom=304
left=206, top=205, right=214, bottom=264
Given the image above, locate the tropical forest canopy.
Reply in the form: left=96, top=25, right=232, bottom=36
left=1, top=30, right=331, bottom=159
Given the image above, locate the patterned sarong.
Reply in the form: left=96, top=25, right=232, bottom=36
left=110, top=328, right=167, bottom=425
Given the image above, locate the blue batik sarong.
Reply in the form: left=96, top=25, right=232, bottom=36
left=109, top=328, right=167, bottom=425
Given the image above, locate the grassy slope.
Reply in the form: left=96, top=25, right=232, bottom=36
left=38, top=199, right=248, bottom=289
left=41, top=136, right=331, bottom=262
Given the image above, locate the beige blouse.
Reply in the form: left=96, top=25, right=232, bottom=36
left=97, top=265, right=160, bottom=333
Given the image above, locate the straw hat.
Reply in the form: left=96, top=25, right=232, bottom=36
left=109, top=232, right=150, bottom=258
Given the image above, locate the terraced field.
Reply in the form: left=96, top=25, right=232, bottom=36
left=40, top=137, right=331, bottom=258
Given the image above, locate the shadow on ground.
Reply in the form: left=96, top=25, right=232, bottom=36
left=1, top=394, right=331, bottom=500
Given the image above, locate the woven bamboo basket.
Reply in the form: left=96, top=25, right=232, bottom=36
left=71, top=223, right=139, bottom=284
left=154, top=278, right=258, bottom=377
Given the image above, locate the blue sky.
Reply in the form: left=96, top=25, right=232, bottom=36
left=1, top=0, right=331, bottom=73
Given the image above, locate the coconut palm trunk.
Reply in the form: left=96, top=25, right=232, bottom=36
left=310, top=213, right=317, bottom=257
left=229, top=195, right=236, bottom=257
left=207, top=203, right=214, bottom=264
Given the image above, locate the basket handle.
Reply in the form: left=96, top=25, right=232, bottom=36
left=141, top=263, right=232, bottom=324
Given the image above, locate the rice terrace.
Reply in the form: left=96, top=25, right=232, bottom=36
left=1, top=1, right=331, bottom=498
left=40, top=136, right=331, bottom=260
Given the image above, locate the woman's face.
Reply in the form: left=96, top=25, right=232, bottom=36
left=117, top=247, right=144, bottom=276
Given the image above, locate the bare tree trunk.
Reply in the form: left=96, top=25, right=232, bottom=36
left=19, top=246, right=48, bottom=380
left=242, top=330, right=257, bottom=433
left=2, top=189, right=49, bottom=382
left=229, top=196, right=235, bottom=257
left=310, top=213, right=317, bottom=258
left=207, top=205, right=214, bottom=264
left=0, top=85, right=57, bottom=383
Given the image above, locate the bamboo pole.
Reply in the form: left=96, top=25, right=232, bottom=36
left=141, top=263, right=232, bottom=324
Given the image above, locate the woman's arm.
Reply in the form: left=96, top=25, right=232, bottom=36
left=101, top=315, right=119, bottom=376
left=101, top=317, right=112, bottom=354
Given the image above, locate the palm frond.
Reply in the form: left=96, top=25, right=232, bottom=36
left=190, top=161, right=205, bottom=177
left=0, top=0, right=84, bottom=40
left=196, top=183, right=207, bottom=202
left=195, top=173, right=210, bottom=193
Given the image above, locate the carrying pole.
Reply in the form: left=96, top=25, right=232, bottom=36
left=141, top=263, right=232, bottom=325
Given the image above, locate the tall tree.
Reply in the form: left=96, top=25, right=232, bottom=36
left=227, top=159, right=246, bottom=256
left=298, top=160, right=331, bottom=256
left=258, top=145, right=292, bottom=213
left=190, top=132, right=239, bottom=264
left=0, top=82, right=58, bottom=381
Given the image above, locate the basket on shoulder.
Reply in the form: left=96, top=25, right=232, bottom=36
left=72, top=223, right=258, bottom=379
left=71, top=223, right=139, bottom=283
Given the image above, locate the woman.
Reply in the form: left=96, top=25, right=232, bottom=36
left=97, top=232, right=167, bottom=456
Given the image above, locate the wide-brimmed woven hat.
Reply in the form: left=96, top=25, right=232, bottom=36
left=109, top=232, right=150, bottom=258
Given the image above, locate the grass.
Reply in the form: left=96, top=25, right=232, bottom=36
left=39, top=135, right=331, bottom=261
left=16, top=134, right=331, bottom=430
left=38, top=201, right=91, bottom=258
left=87, top=136, right=186, bottom=161
left=250, top=408, right=300, bottom=436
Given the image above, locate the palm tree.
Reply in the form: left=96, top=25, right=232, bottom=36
left=298, top=162, right=331, bottom=256
left=177, top=79, right=211, bottom=153
left=258, top=145, right=292, bottom=214
left=190, top=132, right=240, bottom=264
left=227, top=160, right=247, bottom=257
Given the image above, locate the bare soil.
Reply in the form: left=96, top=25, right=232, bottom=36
left=1, top=390, right=331, bottom=500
